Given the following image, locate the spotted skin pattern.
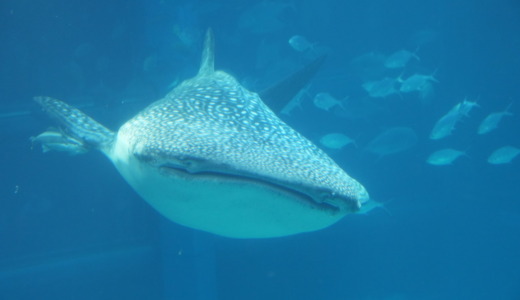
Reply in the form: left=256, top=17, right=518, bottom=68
left=118, top=69, right=368, bottom=211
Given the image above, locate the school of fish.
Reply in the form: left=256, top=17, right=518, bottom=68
left=285, top=34, right=517, bottom=169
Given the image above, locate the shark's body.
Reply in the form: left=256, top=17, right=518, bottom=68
left=35, top=30, right=369, bottom=238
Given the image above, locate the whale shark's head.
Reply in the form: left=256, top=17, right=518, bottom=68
left=111, top=30, right=369, bottom=238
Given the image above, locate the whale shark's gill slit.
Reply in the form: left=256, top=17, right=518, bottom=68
left=159, top=165, right=341, bottom=212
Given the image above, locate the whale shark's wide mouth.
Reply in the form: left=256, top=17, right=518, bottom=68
left=159, top=164, right=351, bottom=213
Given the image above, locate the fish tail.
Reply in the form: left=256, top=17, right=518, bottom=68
left=430, top=68, right=440, bottom=83
left=504, top=100, right=514, bottom=115
left=34, top=96, right=115, bottom=151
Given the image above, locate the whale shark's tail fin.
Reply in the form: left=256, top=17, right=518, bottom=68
left=34, top=96, right=115, bottom=153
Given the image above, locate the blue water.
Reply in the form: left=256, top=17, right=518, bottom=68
left=1, top=0, right=519, bottom=299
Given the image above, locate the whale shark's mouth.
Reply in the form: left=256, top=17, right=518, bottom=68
left=159, top=164, right=346, bottom=213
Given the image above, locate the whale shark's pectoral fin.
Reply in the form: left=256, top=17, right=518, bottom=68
left=34, top=96, right=115, bottom=152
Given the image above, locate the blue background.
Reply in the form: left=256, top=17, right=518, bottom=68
left=1, top=0, right=519, bottom=299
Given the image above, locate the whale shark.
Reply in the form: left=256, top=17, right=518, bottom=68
left=34, top=29, right=369, bottom=238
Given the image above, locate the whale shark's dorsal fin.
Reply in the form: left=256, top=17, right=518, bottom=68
left=198, top=28, right=215, bottom=76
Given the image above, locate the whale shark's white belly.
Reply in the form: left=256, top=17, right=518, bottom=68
left=109, top=135, right=345, bottom=238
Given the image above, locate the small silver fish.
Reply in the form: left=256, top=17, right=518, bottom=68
left=362, top=77, right=399, bottom=98
left=313, top=92, right=345, bottom=111
left=319, top=133, right=356, bottom=150
left=478, top=102, right=513, bottom=135
left=487, top=146, right=520, bottom=164
left=429, top=111, right=459, bottom=140
left=384, top=49, right=420, bottom=69
left=427, top=148, right=467, bottom=165
left=399, top=71, right=438, bottom=93
left=430, top=98, right=478, bottom=140
left=31, top=130, right=88, bottom=155
left=458, top=98, right=479, bottom=116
